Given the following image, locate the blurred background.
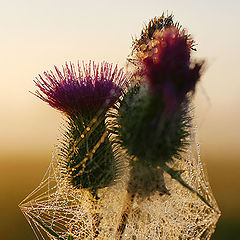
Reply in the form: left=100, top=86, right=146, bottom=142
left=0, top=0, right=239, bottom=239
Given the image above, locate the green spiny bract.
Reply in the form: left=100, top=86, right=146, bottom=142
left=118, top=85, right=191, bottom=166
left=115, top=84, right=191, bottom=195
left=60, top=114, right=117, bottom=196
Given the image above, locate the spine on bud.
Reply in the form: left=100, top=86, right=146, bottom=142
left=60, top=114, right=117, bottom=197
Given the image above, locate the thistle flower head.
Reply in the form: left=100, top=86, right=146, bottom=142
left=140, top=26, right=203, bottom=112
left=132, top=14, right=177, bottom=54
left=34, top=61, right=126, bottom=117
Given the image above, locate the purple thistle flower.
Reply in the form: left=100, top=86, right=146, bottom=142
left=34, top=61, right=127, bottom=116
left=141, top=27, right=204, bottom=112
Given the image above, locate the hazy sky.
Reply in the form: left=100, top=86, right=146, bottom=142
left=0, top=0, right=240, bottom=161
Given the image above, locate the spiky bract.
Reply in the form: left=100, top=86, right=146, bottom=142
left=60, top=115, right=117, bottom=195
left=118, top=85, right=191, bottom=168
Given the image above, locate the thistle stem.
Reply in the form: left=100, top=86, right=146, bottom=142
left=90, top=197, right=101, bottom=239
left=115, top=192, right=135, bottom=240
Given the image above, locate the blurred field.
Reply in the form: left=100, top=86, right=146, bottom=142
left=0, top=154, right=50, bottom=239
left=0, top=151, right=239, bottom=239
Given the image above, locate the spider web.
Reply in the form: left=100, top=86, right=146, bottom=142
left=19, top=121, right=220, bottom=240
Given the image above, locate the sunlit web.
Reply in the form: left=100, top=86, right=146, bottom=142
left=19, top=116, right=220, bottom=240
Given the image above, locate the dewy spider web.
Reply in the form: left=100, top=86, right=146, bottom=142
left=19, top=114, right=220, bottom=240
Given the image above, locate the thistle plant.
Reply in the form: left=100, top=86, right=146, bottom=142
left=114, top=19, right=209, bottom=238
left=34, top=61, right=126, bottom=197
